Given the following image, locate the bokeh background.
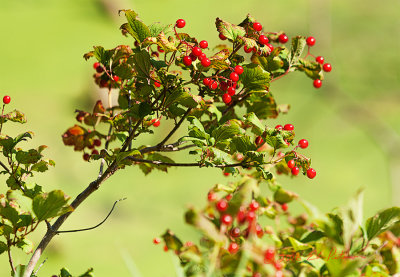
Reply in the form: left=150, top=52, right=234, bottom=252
left=0, top=0, right=399, bottom=276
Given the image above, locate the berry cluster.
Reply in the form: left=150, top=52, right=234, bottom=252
left=304, top=36, right=332, bottom=89
left=82, top=137, right=102, bottom=162
left=92, top=62, right=120, bottom=88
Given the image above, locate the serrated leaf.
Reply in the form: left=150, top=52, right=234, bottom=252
left=207, top=49, right=231, bottom=70
left=32, top=190, right=73, bottom=221
left=240, top=63, right=270, bottom=92
left=138, top=102, right=152, bottom=118
left=0, top=241, right=7, bottom=255
left=92, top=46, right=112, bottom=65
left=132, top=50, right=151, bottom=78
left=150, top=59, right=167, bottom=70
left=113, top=63, right=134, bottom=79
left=165, top=87, right=199, bottom=108
left=212, top=124, right=241, bottom=142
left=365, top=207, right=400, bottom=241
left=157, top=31, right=177, bottom=52
left=116, top=149, right=141, bottom=164
left=0, top=205, right=19, bottom=226
left=288, top=36, right=306, bottom=67
left=295, top=58, right=324, bottom=80
left=243, top=112, right=264, bottom=134
left=231, top=135, right=256, bottom=153
left=120, top=10, right=151, bottom=43
left=31, top=160, right=54, bottom=172
left=16, top=149, right=41, bottom=165
left=215, top=18, right=246, bottom=41
left=149, top=22, right=172, bottom=37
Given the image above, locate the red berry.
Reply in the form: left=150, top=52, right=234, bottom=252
left=183, top=56, right=192, bottom=66
left=313, top=79, right=322, bottom=88
left=216, top=199, right=228, bottom=212
left=3, top=96, right=11, bottom=105
left=83, top=153, right=90, bottom=161
left=283, top=124, right=294, bottom=131
left=219, top=33, right=227, bottom=40
left=199, top=40, right=208, bottom=49
left=225, top=194, right=233, bottom=201
left=221, top=214, right=233, bottom=225
left=237, top=208, right=246, bottom=224
left=281, top=203, right=288, bottom=211
left=316, top=56, right=324, bottom=64
left=227, top=86, right=236, bottom=96
left=209, top=80, right=218, bottom=90
left=93, top=139, right=101, bottom=147
left=96, top=65, right=104, bottom=73
left=207, top=192, right=217, bottom=202
left=249, top=200, right=259, bottom=211
left=203, top=78, right=211, bottom=86
left=264, top=248, right=275, bottom=261
left=153, top=237, right=161, bottom=244
left=234, top=65, right=244, bottom=75
left=201, top=58, right=211, bottom=67
left=306, top=36, right=316, bottom=46
left=222, top=93, right=232, bottom=105
left=229, top=72, right=239, bottom=82
left=291, top=166, right=300, bottom=176
left=323, top=63, right=332, bottom=72
left=99, top=79, right=108, bottom=88
left=91, top=149, right=99, bottom=155
left=255, top=136, right=264, bottom=146
left=266, top=43, right=274, bottom=52
left=278, top=34, right=288, bottom=43
left=157, top=45, right=164, bottom=53
left=255, top=224, right=263, bottom=238
left=189, top=54, right=198, bottom=62
left=307, top=168, right=316, bottom=179
left=198, top=52, right=206, bottom=60
left=154, top=81, right=161, bottom=88
left=253, top=273, right=262, bottom=277
left=275, top=125, right=283, bottom=131
left=275, top=262, right=283, bottom=270
left=153, top=119, right=161, bottom=127
left=192, top=46, right=202, bottom=57
left=287, top=159, right=295, bottom=169
left=244, top=45, right=253, bottom=53
left=219, top=81, right=228, bottom=91
left=163, top=245, right=169, bottom=252
left=258, top=35, right=269, bottom=45
left=176, top=19, right=186, bottom=28
left=246, top=211, right=256, bottom=223
left=230, top=227, right=241, bottom=237
left=113, top=75, right=120, bottom=82
left=93, top=62, right=100, bottom=69
left=253, top=22, right=262, bottom=31
left=228, top=242, right=239, bottom=254
left=298, top=139, right=309, bottom=149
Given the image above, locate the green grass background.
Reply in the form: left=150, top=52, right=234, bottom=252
left=0, top=0, right=399, bottom=276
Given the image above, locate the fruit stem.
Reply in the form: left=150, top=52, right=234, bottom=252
left=0, top=103, right=5, bottom=134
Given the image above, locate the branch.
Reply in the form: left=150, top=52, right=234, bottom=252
left=140, top=141, right=195, bottom=154
left=7, top=246, right=15, bottom=274
left=128, top=157, right=243, bottom=168
left=157, top=108, right=192, bottom=147
left=54, top=198, right=126, bottom=234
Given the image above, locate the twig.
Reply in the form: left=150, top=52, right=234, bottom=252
left=128, top=157, right=243, bottom=168
left=55, top=198, right=126, bottom=234
left=0, top=103, right=5, bottom=134
left=7, top=246, right=15, bottom=274
left=157, top=108, right=192, bottom=147
left=98, top=124, right=113, bottom=178
left=34, top=257, right=48, bottom=276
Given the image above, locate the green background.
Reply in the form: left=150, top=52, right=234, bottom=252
left=0, top=0, right=399, bottom=276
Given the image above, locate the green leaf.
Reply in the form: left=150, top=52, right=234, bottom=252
left=365, top=207, right=400, bottom=241
left=14, top=132, right=33, bottom=145
left=16, top=238, right=34, bottom=254
left=300, top=230, right=325, bottom=243
left=149, top=22, right=172, bottom=37
left=243, top=112, right=264, bottom=135
left=60, top=268, right=73, bottom=277
left=131, top=50, right=151, bottom=78
left=92, top=46, right=112, bottom=65
left=185, top=208, right=226, bottom=243
left=285, top=237, right=313, bottom=251
left=0, top=205, right=19, bottom=226
left=231, top=135, right=256, bottom=153
left=162, top=229, right=183, bottom=251
left=0, top=241, right=7, bottom=255
left=240, top=63, right=270, bottom=92
left=113, top=63, right=134, bottom=79
left=120, top=10, right=151, bottom=43
left=215, top=18, right=246, bottom=41
left=211, top=123, right=241, bottom=142
left=164, top=87, right=199, bottom=109
left=16, top=149, right=41, bottom=165
left=288, top=36, right=307, bottom=67
left=138, top=102, right=152, bottom=118
left=116, top=149, right=141, bottom=164
left=274, top=188, right=296, bottom=204
left=78, top=268, right=94, bottom=277
left=31, top=160, right=54, bottom=172
left=32, top=190, right=73, bottom=221
left=296, top=58, right=324, bottom=80
left=150, top=59, right=167, bottom=70
left=341, top=189, right=364, bottom=249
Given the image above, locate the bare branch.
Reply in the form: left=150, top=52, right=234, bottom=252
left=7, top=245, right=15, bottom=274
left=128, top=156, right=243, bottom=168
left=157, top=108, right=192, bottom=147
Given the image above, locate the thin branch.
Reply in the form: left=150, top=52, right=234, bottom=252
left=128, top=157, right=243, bottom=168
left=157, top=108, right=192, bottom=147
left=34, top=257, right=47, bottom=276
left=0, top=160, right=10, bottom=173
left=140, top=141, right=195, bottom=154
left=98, top=124, right=113, bottom=178
left=7, top=246, right=15, bottom=274
left=55, top=198, right=126, bottom=234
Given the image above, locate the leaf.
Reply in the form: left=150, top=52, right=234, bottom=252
left=16, top=149, right=41, bottom=165
left=240, top=63, right=270, bottom=92
left=32, top=190, right=74, bottom=221
left=116, top=149, right=141, bottom=164
left=341, top=189, right=364, bottom=249
left=231, top=135, right=256, bottom=153
left=31, top=160, right=55, bottom=172
left=138, top=102, right=152, bottom=118
left=16, top=238, right=34, bottom=254
left=208, top=49, right=231, bottom=70
left=274, top=188, right=296, bottom=204
left=120, top=10, right=151, bottom=43
left=295, top=58, right=324, bottom=80
left=156, top=31, right=177, bottom=52
left=0, top=205, right=19, bottom=226
left=92, top=46, right=112, bottom=65
left=1, top=110, right=27, bottom=124
left=211, top=123, right=241, bottom=142
left=285, top=237, right=313, bottom=251
left=149, top=22, right=172, bottom=37
left=113, top=63, right=134, bottom=79
left=0, top=241, right=7, bottom=255
left=365, top=207, right=400, bottom=241
left=162, top=229, right=183, bottom=251
left=131, top=50, right=151, bottom=78
left=300, top=230, right=325, bottom=243
left=243, top=112, right=264, bottom=134
left=60, top=268, right=73, bottom=277
left=150, top=59, right=167, bottom=70
left=215, top=18, right=246, bottom=41
left=288, top=36, right=307, bottom=67
left=164, top=87, right=199, bottom=109
left=185, top=208, right=226, bottom=243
